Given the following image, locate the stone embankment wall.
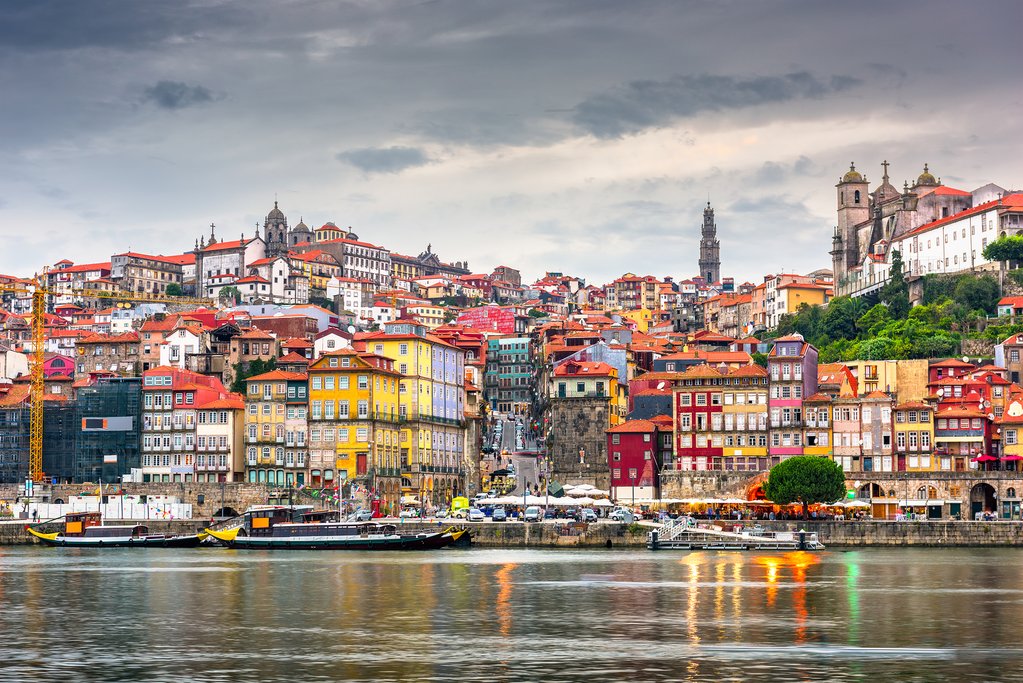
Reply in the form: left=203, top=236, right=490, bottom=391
left=8, top=517, right=1023, bottom=548
left=0, top=482, right=277, bottom=519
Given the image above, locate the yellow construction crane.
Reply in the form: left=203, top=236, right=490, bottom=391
left=0, top=281, right=210, bottom=482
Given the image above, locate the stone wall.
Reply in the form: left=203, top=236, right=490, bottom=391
left=0, top=481, right=279, bottom=520
left=548, top=398, right=611, bottom=489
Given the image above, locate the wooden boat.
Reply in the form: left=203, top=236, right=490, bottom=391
left=205, top=506, right=468, bottom=550
left=27, top=511, right=207, bottom=548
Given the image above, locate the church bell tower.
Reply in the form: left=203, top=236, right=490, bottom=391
left=698, top=202, right=721, bottom=284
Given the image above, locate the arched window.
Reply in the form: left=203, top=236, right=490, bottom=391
left=917, top=486, right=928, bottom=499
left=854, top=190, right=861, bottom=204
left=1008, top=487, right=1017, bottom=498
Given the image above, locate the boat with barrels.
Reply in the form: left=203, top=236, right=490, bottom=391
left=27, top=511, right=207, bottom=548
left=205, top=505, right=468, bottom=550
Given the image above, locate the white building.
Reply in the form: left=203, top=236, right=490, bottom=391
left=893, top=193, right=1023, bottom=278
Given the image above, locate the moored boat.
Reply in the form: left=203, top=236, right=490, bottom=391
left=27, top=511, right=207, bottom=548
left=205, top=506, right=468, bottom=550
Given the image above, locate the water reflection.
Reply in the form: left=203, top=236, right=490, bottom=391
left=3, top=548, right=1023, bottom=681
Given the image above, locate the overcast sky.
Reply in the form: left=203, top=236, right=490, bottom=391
left=2, top=0, right=1020, bottom=286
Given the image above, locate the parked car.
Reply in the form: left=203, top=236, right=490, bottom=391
left=524, top=506, right=543, bottom=522
left=468, top=508, right=486, bottom=522
left=492, top=507, right=507, bottom=522
left=350, top=508, right=373, bottom=522
left=579, top=508, right=598, bottom=523
left=451, top=508, right=469, bottom=519
left=436, top=509, right=450, bottom=519
left=399, top=508, right=421, bottom=519
left=609, top=508, right=634, bottom=523
left=543, top=508, right=557, bottom=520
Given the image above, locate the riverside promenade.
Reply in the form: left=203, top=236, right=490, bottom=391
left=8, top=517, right=1023, bottom=548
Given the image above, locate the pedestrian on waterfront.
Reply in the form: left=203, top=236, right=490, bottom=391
left=32, top=509, right=38, bottom=523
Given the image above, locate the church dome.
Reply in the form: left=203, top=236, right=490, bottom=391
left=842, top=163, right=864, bottom=183
left=293, top=217, right=310, bottom=233
left=916, top=163, right=938, bottom=186
left=266, top=200, right=285, bottom=221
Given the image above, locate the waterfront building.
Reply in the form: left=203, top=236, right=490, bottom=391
left=767, top=333, right=818, bottom=463
left=720, top=365, right=770, bottom=471
left=934, top=405, right=988, bottom=472
left=894, top=401, right=935, bottom=471
left=830, top=394, right=861, bottom=473
left=195, top=394, right=245, bottom=483
left=672, top=364, right=721, bottom=471
left=859, top=391, right=896, bottom=472
left=0, top=380, right=77, bottom=483
left=355, top=321, right=466, bottom=504
left=140, top=367, right=232, bottom=482
left=484, top=336, right=534, bottom=414
left=802, top=393, right=833, bottom=458
left=607, top=419, right=662, bottom=503
left=244, top=370, right=309, bottom=486
left=547, top=360, right=623, bottom=487
left=76, top=376, right=142, bottom=482
left=307, top=350, right=400, bottom=508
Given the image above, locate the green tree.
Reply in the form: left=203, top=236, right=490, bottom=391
left=165, top=283, right=183, bottom=297
left=751, top=352, right=768, bottom=368
left=879, top=249, right=910, bottom=319
left=820, top=296, right=859, bottom=342
left=982, top=235, right=1023, bottom=263
left=856, top=303, right=891, bottom=337
left=527, top=308, right=548, bottom=318
left=230, top=357, right=277, bottom=393
left=763, top=455, right=846, bottom=519
left=219, top=285, right=241, bottom=306
left=953, top=275, right=999, bottom=315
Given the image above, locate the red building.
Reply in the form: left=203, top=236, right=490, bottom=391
left=673, top=364, right=725, bottom=470
left=455, top=305, right=525, bottom=335
left=607, top=419, right=662, bottom=503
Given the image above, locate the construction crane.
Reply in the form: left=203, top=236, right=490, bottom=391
left=0, top=281, right=211, bottom=482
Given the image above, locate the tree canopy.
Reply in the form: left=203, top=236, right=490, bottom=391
left=763, top=456, right=847, bottom=518
left=982, top=235, right=1023, bottom=263
left=230, top=357, right=276, bottom=394
left=165, top=283, right=183, bottom=297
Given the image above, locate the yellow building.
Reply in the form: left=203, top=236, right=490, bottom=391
left=407, top=303, right=446, bottom=329
left=358, top=320, right=468, bottom=505
left=843, top=359, right=930, bottom=400
left=720, top=365, right=770, bottom=469
left=895, top=401, right=936, bottom=471
left=288, top=249, right=343, bottom=291
left=244, top=370, right=310, bottom=486
left=619, top=307, right=654, bottom=333
left=307, top=350, right=401, bottom=510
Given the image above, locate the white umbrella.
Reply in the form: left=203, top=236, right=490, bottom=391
left=593, top=499, right=613, bottom=507
left=574, top=496, right=595, bottom=506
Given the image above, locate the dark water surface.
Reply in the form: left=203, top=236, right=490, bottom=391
left=1, top=546, right=1022, bottom=682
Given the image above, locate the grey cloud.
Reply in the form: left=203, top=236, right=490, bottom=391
left=336, top=147, right=431, bottom=174
left=573, top=72, right=862, bottom=138
left=0, top=1, right=251, bottom=53
left=755, top=155, right=818, bottom=184
left=142, top=81, right=215, bottom=110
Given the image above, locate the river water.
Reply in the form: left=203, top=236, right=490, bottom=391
left=1, top=546, right=1022, bottom=682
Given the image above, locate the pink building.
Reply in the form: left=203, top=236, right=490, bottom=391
left=767, top=333, right=819, bottom=462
